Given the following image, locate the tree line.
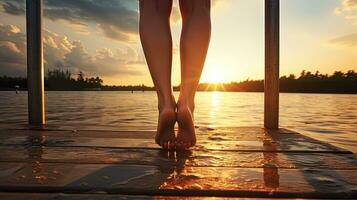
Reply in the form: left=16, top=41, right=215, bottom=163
left=0, top=69, right=356, bottom=93
left=0, top=69, right=103, bottom=91
left=196, top=70, right=357, bottom=93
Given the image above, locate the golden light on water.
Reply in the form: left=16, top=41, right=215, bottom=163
left=209, top=92, right=221, bottom=121
left=211, top=92, right=221, bottom=108
left=157, top=131, right=283, bottom=192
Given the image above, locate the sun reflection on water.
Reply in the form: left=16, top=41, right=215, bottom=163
left=209, top=92, right=221, bottom=121
left=211, top=92, right=221, bottom=107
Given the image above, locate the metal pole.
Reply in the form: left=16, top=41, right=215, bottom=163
left=264, top=0, right=279, bottom=129
left=26, top=0, right=45, bottom=125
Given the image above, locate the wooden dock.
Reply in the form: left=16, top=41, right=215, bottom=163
left=0, top=125, right=356, bottom=199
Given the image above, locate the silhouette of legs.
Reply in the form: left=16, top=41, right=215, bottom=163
left=139, top=0, right=176, bottom=149
left=139, top=0, right=211, bottom=149
left=176, top=0, right=211, bottom=149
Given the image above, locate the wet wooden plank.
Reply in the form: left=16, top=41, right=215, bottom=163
left=0, top=123, right=156, bottom=132
left=0, top=128, right=350, bottom=153
left=0, top=126, right=355, bottom=198
left=0, top=146, right=356, bottom=169
left=0, top=136, right=348, bottom=153
left=0, top=127, right=349, bottom=152
left=0, top=126, right=313, bottom=140
left=0, top=163, right=356, bottom=198
left=0, top=193, right=151, bottom=200
left=0, top=193, right=307, bottom=200
left=0, top=129, right=156, bottom=139
left=0, top=127, right=285, bottom=139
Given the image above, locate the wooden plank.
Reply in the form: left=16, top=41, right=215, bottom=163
left=264, top=0, right=280, bottom=129
left=0, top=129, right=156, bottom=139
left=0, top=123, right=156, bottom=132
left=0, top=146, right=356, bottom=169
left=0, top=163, right=355, bottom=198
left=0, top=127, right=336, bottom=146
left=0, top=193, right=151, bottom=200
left=0, top=126, right=347, bottom=153
left=0, top=133, right=349, bottom=153
left=0, top=193, right=304, bottom=200
left=26, top=0, right=45, bottom=125
left=0, top=127, right=350, bottom=153
left=0, top=127, right=355, bottom=198
left=0, top=126, right=292, bottom=139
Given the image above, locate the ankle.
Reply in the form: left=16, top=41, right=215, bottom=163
left=177, top=98, right=195, bottom=112
left=158, top=95, right=176, bottom=112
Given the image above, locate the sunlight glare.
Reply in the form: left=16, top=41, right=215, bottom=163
left=202, top=67, right=226, bottom=84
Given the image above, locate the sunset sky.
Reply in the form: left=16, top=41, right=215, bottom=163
left=0, top=0, right=356, bottom=85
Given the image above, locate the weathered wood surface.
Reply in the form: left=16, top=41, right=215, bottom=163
left=0, top=193, right=306, bottom=200
left=0, top=128, right=350, bottom=153
left=0, top=126, right=356, bottom=199
left=0, top=146, right=356, bottom=169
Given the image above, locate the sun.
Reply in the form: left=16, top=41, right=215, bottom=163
left=202, top=67, right=226, bottom=83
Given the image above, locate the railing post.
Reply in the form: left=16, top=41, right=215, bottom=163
left=26, top=0, right=45, bottom=125
left=264, top=0, right=279, bottom=129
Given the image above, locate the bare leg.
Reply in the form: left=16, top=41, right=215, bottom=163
left=139, top=0, right=176, bottom=149
left=177, top=0, right=211, bottom=149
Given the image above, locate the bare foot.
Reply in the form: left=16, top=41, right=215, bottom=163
left=156, top=107, right=176, bottom=149
left=176, top=102, right=196, bottom=149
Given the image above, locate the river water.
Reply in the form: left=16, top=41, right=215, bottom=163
left=0, top=91, right=356, bottom=153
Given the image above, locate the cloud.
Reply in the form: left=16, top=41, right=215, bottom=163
left=1, top=0, right=225, bottom=35
left=0, top=24, right=143, bottom=77
left=0, top=24, right=26, bottom=76
left=1, top=0, right=25, bottom=15
left=329, top=33, right=357, bottom=46
left=0, top=41, right=26, bottom=76
left=335, top=0, right=357, bottom=25
left=0, top=0, right=139, bottom=42
left=63, top=40, right=143, bottom=77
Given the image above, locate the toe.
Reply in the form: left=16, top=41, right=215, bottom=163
left=159, top=140, right=165, bottom=148
left=190, top=141, right=195, bottom=148
left=162, top=141, right=169, bottom=149
left=162, top=143, right=168, bottom=149
left=161, top=140, right=168, bottom=149
left=175, top=142, right=184, bottom=150
left=155, top=136, right=160, bottom=145
left=168, top=141, right=175, bottom=149
left=185, top=143, right=191, bottom=149
left=184, top=143, right=190, bottom=150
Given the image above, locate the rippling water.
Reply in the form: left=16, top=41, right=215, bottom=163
left=0, top=91, right=356, bottom=153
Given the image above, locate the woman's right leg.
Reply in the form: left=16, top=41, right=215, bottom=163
left=176, top=0, right=211, bottom=149
left=139, top=0, right=176, bottom=149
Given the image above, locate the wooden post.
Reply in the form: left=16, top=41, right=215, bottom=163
left=264, top=0, right=279, bottom=129
left=26, top=0, right=45, bottom=125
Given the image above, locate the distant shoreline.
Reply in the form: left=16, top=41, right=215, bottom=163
left=1, top=88, right=356, bottom=94
left=1, top=69, right=356, bottom=94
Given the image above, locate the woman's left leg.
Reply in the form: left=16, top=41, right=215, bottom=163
left=139, top=0, right=176, bottom=149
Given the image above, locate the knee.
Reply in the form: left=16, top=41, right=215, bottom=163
left=179, top=0, right=211, bottom=19
left=140, top=0, right=173, bottom=19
